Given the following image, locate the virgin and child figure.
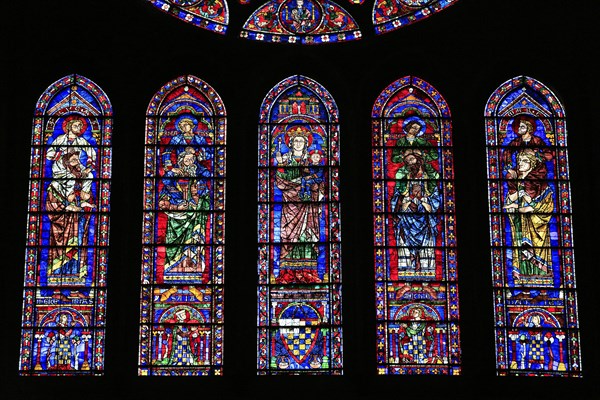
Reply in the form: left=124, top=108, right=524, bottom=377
left=274, top=126, right=325, bottom=284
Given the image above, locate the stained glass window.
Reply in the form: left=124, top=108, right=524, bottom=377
left=138, top=75, right=226, bottom=376
left=241, top=0, right=362, bottom=44
left=19, top=74, right=113, bottom=375
left=485, top=76, right=582, bottom=377
left=147, top=0, right=460, bottom=43
left=373, top=0, right=458, bottom=35
left=146, top=0, right=229, bottom=34
left=372, top=76, right=461, bottom=375
left=257, top=75, right=343, bottom=374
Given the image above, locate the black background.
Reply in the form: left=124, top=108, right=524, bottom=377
left=1, top=0, right=599, bottom=399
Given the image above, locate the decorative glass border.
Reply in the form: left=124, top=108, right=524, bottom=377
left=257, top=75, right=343, bottom=374
left=138, top=75, right=226, bottom=376
left=146, top=0, right=229, bottom=34
left=19, top=74, right=112, bottom=375
left=485, top=76, right=582, bottom=377
left=372, top=76, right=461, bottom=375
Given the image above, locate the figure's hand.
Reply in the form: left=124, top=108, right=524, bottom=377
left=401, top=199, right=411, bottom=211
left=503, top=203, right=518, bottom=213
left=421, top=198, right=432, bottom=213
left=518, top=206, right=534, bottom=213
left=275, top=152, right=283, bottom=164
left=66, top=204, right=82, bottom=212
left=506, top=169, right=517, bottom=179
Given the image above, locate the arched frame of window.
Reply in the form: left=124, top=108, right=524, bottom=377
left=5, top=0, right=599, bottom=396
left=257, top=75, right=343, bottom=374
left=372, top=0, right=459, bottom=35
left=240, top=0, right=362, bottom=44
left=138, top=75, right=226, bottom=376
left=372, top=76, right=461, bottom=375
left=146, top=0, right=229, bottom=34
left=18, top=74, right=113, bottom=375
left=485, top=76, right=582, bottom=377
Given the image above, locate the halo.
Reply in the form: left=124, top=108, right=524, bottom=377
left=175, top=114, right=198, bottom=131
left=61, top=115, right=88, bottom=136
left=402, top=116, right=426, bottom=136
left=55, top=312, right=73, bottom=324
left=284, top=125, right=313, bottom=147
left=511, top=114, right=537, bottom=133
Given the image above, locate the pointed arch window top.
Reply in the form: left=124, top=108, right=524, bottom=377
left=485, top=76, right=566, bottom=120
left=147, top=75, right=227, bottom=118
left=372, top=75, right=451, bottom=119
left=35, top=75, right=112, bottom=117
left=260, top=75, right=339, bottom=123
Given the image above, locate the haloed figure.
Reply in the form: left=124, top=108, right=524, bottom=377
left=46, top=313, right=80, bottom=370
left=159, top=147, right=211, bottom=274
left=504, top=149, right=553, bottom=282
left=45, top=116, right=97, bottom=279
left=391, top=148, right=440, bottom=273
left=274, top=127, right=325, bottom=283
left=46, top=150, right=95, bottom=278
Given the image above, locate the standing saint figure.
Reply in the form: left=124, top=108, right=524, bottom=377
left=502, top=114, right=554, bottom=181
left=45, top=116, right=96, bottom=279
left=390, top=121, right=441, bottom=274
left=159, top=147, right=211, bottom=275
left=162, top=115, right=212, bottom=173
left=390, top=119, right=438, bottom=164
left=503, top=148, right=553, bottom=283
left=274, top=126, right=324, bottom=284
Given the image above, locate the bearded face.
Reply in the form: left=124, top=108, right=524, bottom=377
left=405, top=154, right=424, bottom=177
